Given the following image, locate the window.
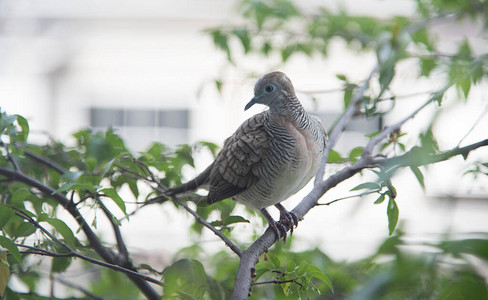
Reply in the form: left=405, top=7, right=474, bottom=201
left=90, top=107, right=189, bottom=150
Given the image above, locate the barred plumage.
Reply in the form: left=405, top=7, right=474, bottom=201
left=166, top=71, right=327, bottom=242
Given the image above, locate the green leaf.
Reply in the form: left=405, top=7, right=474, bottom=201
left=343, top=86, right=354, bottom=108
left=209, top=220, right=223, bottom=227
left=366, top=131, right=381, bottom=138
left=233, top=28, right=251, bottom=53
left=51, top=257, right=72, bottom=273
left=262, top=41, right=272, bottom=55
left=0, top=205, right=14, bottom=229
left=98, top=158, right=116, bottom=177
left=336, top=74, right=347, bottom=81
left=374, top=193, right=386, bottom=204
left=281, top=45, right=295, bottom=62
left=429, top=88, right=446, bottom=105
left=101, top=188, right=127, bottom=216
left=215, top=79, right=223, bottom=95
left=127, top=179, right=140, bottom=199
left=53, top=182, right=97, bottom=194
left=350, top=182, right=380, bottom=191
left=457, top=39, right=472, bottom=58
left=0, top=236, right=21, bottom=262
left=420, top=127, right=439, bottom=153
left=459, top=76, right=472, bottom=99
left=349, top=147, right=364, bottom=163
left=328, top=150, right=344, bottom=163
left=387, top=198, right=399, bottom=236
left=15, top=115, right=29, bottom=141
left=286, top=260, right=297, bottom=273
left=60, top=170, right=83, bottom=182
left=14, top=222, right=36, bottom=238
left=267, top=253, right=281, bottom=269
left=223, top=215, right=250, bottom=226
left=46, top=218, right=77, bottom=248
left=0, top=251, right=9, bottom=296
left=11, top=187, right=30, bottom=209
left=162, top=259, right=206, bottom=298
left=208, top=29, right=231, bottom=61
left=410, top=166, right=425, bottom=190
left=420, top=57, right=437, bottom=77
left=439, top=239, right=488, bottom=261
left=0, top=112, right=17, bottom=133
left=197, top=141, right=220, bottom=158
left=306, top=264, right=334, bottom=293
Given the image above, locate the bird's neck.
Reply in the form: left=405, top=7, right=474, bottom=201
left=269, top=97, right=309, bottom=129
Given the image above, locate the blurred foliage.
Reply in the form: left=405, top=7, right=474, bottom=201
left=1, top=0, right=488, bottom=298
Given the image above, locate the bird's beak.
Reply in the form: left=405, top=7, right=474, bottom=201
left=244, top=97, right=257, bottom=111
left=244, top=96, right=259, bottom=111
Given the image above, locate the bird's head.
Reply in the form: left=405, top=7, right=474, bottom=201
left=245, top=71, right=297, bottom=112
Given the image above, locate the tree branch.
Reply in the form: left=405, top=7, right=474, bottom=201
left=96, top=197, right=129, bottom=261
left=16, top=243, right=161, bottom=285
left=173, top=198, right=243, bottom=257
left=376, top=138, right=488, bottom=169
left=0, top=166, right=160, bottom=299
left=23, top=149, right=67, bottom=174
left=314, top=65, right=379, bottom=185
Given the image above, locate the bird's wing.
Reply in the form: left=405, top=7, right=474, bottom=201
left=207, top=113, right=270, bottom=203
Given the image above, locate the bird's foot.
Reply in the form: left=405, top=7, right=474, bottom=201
left=275, top=203, right=299, bottom=241
left=269, top=219, right=288, bottom=243
left=260, top=208, right=287, bottom=242
left=278, top=210, right=299, bottom=234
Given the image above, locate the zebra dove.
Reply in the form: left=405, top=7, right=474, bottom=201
left=167, top=71, right=327, bottom=242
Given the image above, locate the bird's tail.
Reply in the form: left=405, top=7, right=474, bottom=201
left=164, top=164, right=212, bottom=196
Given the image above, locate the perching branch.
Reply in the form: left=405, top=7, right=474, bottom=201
left=230, top=88, right=486, bottom=300
left=173, top=198, right=243, bottom=257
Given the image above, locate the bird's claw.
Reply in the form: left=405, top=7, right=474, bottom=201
left=277, top=210, right=298, bottom=242
left=261, top=207, right=300, bottom=243
left=267, top=220, right=288, bottom=243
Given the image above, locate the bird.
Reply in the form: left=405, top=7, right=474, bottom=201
left=166, top=71, right=327, bottom=242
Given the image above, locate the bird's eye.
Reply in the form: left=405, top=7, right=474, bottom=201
left=264, top=85, right=274, bottom=93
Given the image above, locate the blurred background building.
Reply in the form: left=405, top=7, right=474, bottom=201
left=1, top=0, right=487, bottom=289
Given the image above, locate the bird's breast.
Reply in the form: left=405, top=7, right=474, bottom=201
left=233, top=118, right=321, bottom=210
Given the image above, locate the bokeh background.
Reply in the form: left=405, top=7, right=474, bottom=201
left=2, top=0, right=488, bottom=292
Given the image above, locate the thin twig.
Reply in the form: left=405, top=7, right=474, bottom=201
left=252, top=270, right=303, bottom=288
left=5, top=147, right=20, bottom=171
left=252, top=278, right=303, bottom=287
left=96, top=197, right=129, bottom=261
left=457, top=100, right=488, bottom=148
left=316, top=189, right=382, bottom=206
left=314, top=65, right=379, bottom=185
left=15, top=237, right=162, bottom=286
left=54, top=276, right=104, bottom=300
left=363, top=98, right=434, bottom=157
left=375, top=138, right=488, bottom=169
left=173, top=198, right=243, bottom=257
left=23, top=149, right=67, bottom=174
